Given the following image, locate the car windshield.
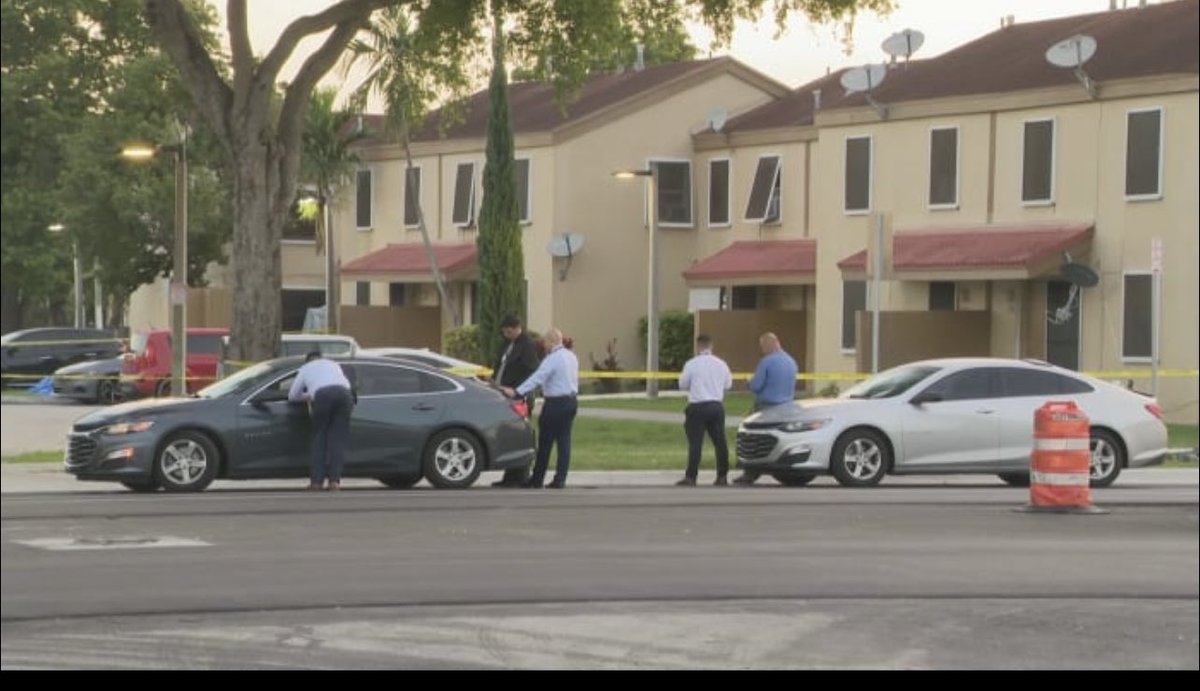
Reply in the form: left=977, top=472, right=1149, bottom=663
left=196, top=361, right=277, bottom=399
left=842, top=364, right=942, bottom=399
left=130, top=333, right=149, bottom=355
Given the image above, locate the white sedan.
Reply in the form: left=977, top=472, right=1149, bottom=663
left=736, top=358, right=1168, bottom=487
left=359, top=347, right=487, bottom=377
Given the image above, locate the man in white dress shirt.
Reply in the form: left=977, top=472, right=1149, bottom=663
left=288, top=351, right=355, bottom=491
left=676, top=334, right=733, bottom=486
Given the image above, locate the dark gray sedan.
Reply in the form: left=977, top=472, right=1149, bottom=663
left=64, top=356, right=535, bottom=492
left=52, top=356, right=125, bottom=404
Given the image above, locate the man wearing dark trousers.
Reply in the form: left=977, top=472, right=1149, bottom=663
left=676, top=334, right=733, bottom=486
left=490, top=314, right=540, bottom=487
left=288, top=351, right=355, bottom=491
left=733, top=331, right=798, bottom=485
left=503, top=328, right=578, bottom=489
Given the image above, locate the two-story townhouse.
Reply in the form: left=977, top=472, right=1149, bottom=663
left=320, top=57, right=791, bottom=371
left=687, top=0, right=1197, bottom=421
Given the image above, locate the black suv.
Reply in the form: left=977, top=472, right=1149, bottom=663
left=1, top=327, right=124, bottom=387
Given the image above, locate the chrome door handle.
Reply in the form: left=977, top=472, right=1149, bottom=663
left=975, top=409, right=995, bottom=414
left=412, top=403, right=436, bottom=412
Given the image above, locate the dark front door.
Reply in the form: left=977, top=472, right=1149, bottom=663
left=1046, top=281, right=1080, bottom=371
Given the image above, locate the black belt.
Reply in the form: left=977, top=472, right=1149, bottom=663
left=544, top=394, right=577, bottom=401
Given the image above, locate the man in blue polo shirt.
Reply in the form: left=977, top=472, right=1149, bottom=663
left=734, top=332, right=798, bottom=485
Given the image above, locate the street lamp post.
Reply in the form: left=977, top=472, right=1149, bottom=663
left=47, top=223, right=82, bottom=328
left=121, top=138, right=188, bottom=397
left=613, top=165, right=660, bottom=398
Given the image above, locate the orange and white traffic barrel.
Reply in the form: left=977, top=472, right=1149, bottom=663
left=1016, top=400, right=1107, bottom=514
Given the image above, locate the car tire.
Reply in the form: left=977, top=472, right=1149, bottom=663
left=422, top=429, right=483, bottom=489
left=1089, top=429, right=1124, bottom=488
left=378, top=473, right=422, bottom=489
left=120, top=479, right=160, bottom=493
left=95, top=378, right=118, bottom=404
left=997, top=472, right=1030, bottom=487
left=829, top=428, right=890, bottom=487
left=154, top=430, right=219, bottom=493
left=773, top=472, right=816, bottom=487
left=155, top=379, right=171, bottom=398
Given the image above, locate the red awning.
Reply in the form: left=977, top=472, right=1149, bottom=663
left=340, top=243, right=478, bottom=282
left=683, top=239, right=817, bottom=286
left=838, top=223, right=1093, bottom=279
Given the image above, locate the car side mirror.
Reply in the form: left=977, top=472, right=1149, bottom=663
left=910, top=391, right=943, bottom=405
left=252, top=390, right=289, bottom=406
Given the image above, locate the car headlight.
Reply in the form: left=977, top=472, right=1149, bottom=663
left=103, top=421, right=155, bottom=435
left=779, top=419, right=830, bottom=433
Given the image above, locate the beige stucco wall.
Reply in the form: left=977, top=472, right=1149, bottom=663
left=808, top=88, right=1198, bottom=422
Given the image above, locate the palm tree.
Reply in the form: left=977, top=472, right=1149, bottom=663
left=300, top=87, right=363, bottom=333
left=343, top=6, right=482, bottom=327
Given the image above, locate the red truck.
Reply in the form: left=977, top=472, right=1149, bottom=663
left=119, top=327, right=230, bottom=398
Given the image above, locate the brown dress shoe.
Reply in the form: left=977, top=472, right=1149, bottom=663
left=675, top=477, right=696, bottom=486
left=713, top=476, right=729, bottom=486
left=327, top=481, right=341, bottom=491
left=306, top=483, right=323, bottom=491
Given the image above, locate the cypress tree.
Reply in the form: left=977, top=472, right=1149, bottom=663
left=475, top=0, right=525, bottom=361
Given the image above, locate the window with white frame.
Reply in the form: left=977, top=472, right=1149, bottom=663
left=515, top=158, right=531, bottom=223
left=844, top=137, right=871, bottom=213
left=403, top=166, right=421, bottom=227
left=1122, top=273, right=1152, bottom=359
left=745, top=155, right=781, bottom=223
left=1021, top=119, right=1054, bottom=204
left=842, top=280, right=866, bottom=350
left=355, top=169, right=373, bottom=229
left=355, top=281, right=370, bottom=306
left=929, top=127, right=958, bottom=207
left=1125, top=108, right=1163, bottom=199
left=708, top=158, right=730, bottom=227
left=452, top=162, right=476, bottom=227
left=653, top=160, right=692, bottom=226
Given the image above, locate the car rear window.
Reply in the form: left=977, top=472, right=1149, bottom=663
left=188, top=334, right=224, bottom=354
left=130, top=333, right=149, bottom=354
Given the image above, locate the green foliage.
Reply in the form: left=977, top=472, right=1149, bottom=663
left=638, top=310, right=696, bottom=375
left=817, top=382, right=841, bottom=398
left=475, top=8, right=526, bottom=361
left=588, top=338, right=623, bottom=393
left=444, top=324, right=484, bottom=366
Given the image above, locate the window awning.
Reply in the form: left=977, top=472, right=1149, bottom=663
left=837, top=223, right=1093, bottom=281
left=683, top=239, right=816, bottom=287
left=340, top=243, right=478, bottom=283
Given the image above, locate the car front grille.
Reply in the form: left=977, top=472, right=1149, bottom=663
left=66, top=433, right=97, bottom=467
left=737, top=432, right=778, bottom=461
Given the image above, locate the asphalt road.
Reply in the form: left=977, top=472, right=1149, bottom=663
left=2, top=483, right=1197, bottom=669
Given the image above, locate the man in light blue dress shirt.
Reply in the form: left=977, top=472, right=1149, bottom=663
left=503, top=328, right=579, bottom=489
left=288, top=351, right=356, bottom=491
left=735, top=332, right=798, bottom=485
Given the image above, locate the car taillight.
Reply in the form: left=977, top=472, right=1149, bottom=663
left=1145, top=403, right=1163, bottom=420
left=511, top=400, right=529, bottom=419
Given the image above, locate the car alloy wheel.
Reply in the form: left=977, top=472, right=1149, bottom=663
left=96, top=378, right=118, bottom=404
left=155, top=431, right=218, bottom=492
left=830, top=428, right=889, bottom=487
left=423, top=429, right=483, bottom=489
left=1089, top=429, right=1123, bottom=488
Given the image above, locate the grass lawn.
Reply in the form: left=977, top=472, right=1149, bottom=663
left=2, top=451, right=61, bottom=464
left=580, top=392, right=760, bottom=415
left=1168, top=424, right=1198, bottom=449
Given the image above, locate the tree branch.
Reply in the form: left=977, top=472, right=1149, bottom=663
left=257, top=0, right=393, bottom=88
left=227, top=0, right=253, bottom=97
left=143, top=0, right=233, bottom=146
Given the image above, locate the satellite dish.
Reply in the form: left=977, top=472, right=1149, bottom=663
left=547, top=233, right=585, bottom=281
left=1045, top=34, right=1097, bottom=68
left=1060, top=255, right=1099, bottom=288
left=840, top=64, right=888, bottom=94
left=546, top=233, right=585, bottom=258
left=1045, top=34, right=1098, bottom=98
left=840, top=64, right=889, bottom=119
left=882, top=29, right=925, bottom=62
left=707, top=108, right=727, bottom=133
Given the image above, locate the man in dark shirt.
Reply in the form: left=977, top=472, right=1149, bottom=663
left=491, top=314, right=540, bottom=487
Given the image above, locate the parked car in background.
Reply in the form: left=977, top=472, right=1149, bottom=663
left=1, top=327, right=123, bottom=387
left=361, top=347, right=487, bottom=376
left=65, top=355, right=535, bottom=492
left=52, top=356, right=125, bottom=404
left=120, top=327, right=229, bottom=398
left=736, top=358, right=1168, bottom=488
left=217, top=333, right=360, bottom=378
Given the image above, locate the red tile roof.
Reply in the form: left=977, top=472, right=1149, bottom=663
left=340, top=243, right=477, bottom=277
left=684, top=239, right=816, bottom=280
left=837, top=223, right=1094, bottom=272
